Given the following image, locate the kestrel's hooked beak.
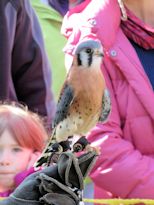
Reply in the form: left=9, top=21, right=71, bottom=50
left=95, top=49, right=104, bottom=57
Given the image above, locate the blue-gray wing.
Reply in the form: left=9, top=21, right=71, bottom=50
left=52, top=83, right=74, bottom=128
left=99, top=89, right=111, bottom=122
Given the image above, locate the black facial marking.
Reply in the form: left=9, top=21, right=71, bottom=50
left=88, top=53, right=93, bottom=67
left=77, top=53, right=82, bottom=66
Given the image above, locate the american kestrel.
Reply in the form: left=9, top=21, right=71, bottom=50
left=34, top=39, right=111, bottom=167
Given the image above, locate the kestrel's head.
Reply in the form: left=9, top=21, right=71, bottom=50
left=74, top=40, right=104, bottom=68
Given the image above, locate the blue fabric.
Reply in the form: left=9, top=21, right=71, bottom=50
left=130, top=39, right=154, bottom=89
left=48, top=0, right=68, bottom=16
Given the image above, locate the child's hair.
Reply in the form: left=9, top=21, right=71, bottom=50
left=0, top=102, right=48, bottom=152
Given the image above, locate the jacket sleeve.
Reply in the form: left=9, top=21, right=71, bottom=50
left=87, top=61, right=154, bottom=199
left=12, top=0, right=56, bottom=127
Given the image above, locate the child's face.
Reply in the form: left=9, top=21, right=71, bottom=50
left=0, top=129, right=33, bottom=192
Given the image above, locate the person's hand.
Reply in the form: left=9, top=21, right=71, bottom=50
left=39, top=151, right=98, bottom=205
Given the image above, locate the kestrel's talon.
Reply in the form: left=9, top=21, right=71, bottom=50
left=85, top=144, right=101, bottom=155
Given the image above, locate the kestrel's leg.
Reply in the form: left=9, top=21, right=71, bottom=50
left=73, top=136, right=100, bottom=155
left=73, top=136, right=89, bottom=152
left=47, top=139, right=72, bottom=165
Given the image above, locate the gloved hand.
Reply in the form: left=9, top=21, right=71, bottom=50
left=0, top=151, right=98, bottom=205
left=39, top=151, right=98, bottom=205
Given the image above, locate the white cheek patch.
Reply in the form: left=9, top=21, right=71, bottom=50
left=80, top=51, right=89, bottom=67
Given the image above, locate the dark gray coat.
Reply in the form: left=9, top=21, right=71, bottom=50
left=0, top=0, right=55, bottom=127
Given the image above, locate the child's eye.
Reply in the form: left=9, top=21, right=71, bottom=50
left=12, top=147, right=22, bottom=152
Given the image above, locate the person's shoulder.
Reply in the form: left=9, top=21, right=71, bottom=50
left=65, top=0, right=121, bottom=33
left=1, top=0, right=25, bottom=11
left=62, top=0, right=121, bottom=49
left=7, top=0, right=34, bottom=11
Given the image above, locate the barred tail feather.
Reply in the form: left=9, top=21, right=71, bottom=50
left=34, top=129, right=57, bottom=167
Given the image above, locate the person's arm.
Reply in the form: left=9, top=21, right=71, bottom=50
left=87, top=63, right=154, bottom=198
left=12, top=0, right=56, bottom=127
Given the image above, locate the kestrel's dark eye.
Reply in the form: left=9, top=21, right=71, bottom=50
left=85, top=48, right=92, bottom=54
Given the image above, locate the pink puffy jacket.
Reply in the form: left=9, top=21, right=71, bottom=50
left=62, top=0, right=154, bottom=201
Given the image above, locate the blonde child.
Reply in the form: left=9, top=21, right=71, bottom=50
left=0, top=102, right=48, bottom=197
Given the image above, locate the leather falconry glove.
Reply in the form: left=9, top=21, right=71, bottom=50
left=39, top=151, right=98, bottom=205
